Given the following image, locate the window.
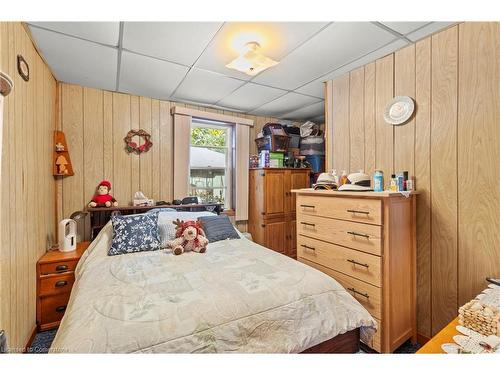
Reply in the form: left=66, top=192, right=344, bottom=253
left=189, top=119, right=234, bottom=209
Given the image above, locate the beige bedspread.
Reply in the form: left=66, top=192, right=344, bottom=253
left=50, top=223, right=376, bottom=353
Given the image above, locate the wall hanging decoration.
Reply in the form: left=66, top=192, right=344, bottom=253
left=53, top=130, right=74, bottom=176
left=384, top=96, right=415, bottom=125
left=17, top=55, right=29, bottom=82
left=124, top=129, right=152, bottom=154
left=0, top=72, right=14, bottom=96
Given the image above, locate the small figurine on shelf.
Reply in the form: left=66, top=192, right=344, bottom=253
left=55, top=142, right=65, bottom=152
left=88, top=180, right=118, bottom=208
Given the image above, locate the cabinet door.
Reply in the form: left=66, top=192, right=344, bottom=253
left=264, top=221, right=286, bottom=253
left=286, top=219, right=297, bottom=258
left=286, top=170, right=310, bottom=214
left=264, top=170, right=285, bottom=216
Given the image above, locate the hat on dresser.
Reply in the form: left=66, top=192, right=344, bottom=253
left=338, top=172, right=372, bottom=191
left=313, top=172, right=338, bottom=190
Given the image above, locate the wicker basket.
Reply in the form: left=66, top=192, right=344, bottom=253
left=458, top=300, right=500, bottom=336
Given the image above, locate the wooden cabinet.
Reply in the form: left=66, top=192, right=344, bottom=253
left=36, top=242, right=89, bottom=331
left=248, top=168, right=310, bottom=258
left=294, top=189, right=417, bottom=353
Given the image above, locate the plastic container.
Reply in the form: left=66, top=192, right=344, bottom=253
left=255, top=135, right=290, bottom=153
left=269, top=152, right=284, bottom=168
left=373, top=170, right=384, bottom=192
left=305, top=155, right=325, bottom=173
left=300, top=136, right=325, bottom=155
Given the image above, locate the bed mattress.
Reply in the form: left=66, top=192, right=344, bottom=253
left=50, top=223, right=376, bottom=353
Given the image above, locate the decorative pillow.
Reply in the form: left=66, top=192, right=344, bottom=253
left=109, top=212, right=161, bottom=256
left=198, top=215, right=240, bottom=243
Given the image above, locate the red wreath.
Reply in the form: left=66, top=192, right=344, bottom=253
left=124, top=129, right=153, bottom=154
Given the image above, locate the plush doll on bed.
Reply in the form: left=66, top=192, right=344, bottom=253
left=88, top=180, right=118, bottom=208
left=168, top=219, right=209, bottom=255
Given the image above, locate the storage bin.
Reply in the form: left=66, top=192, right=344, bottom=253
left=305, top=155, right=325, bottom=173
left=255, top=135, right=289, bottom=152
left=300, top=136, right=325, bottom=155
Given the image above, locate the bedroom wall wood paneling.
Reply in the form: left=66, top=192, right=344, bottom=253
left=0, top=22, right=57, bottom=352
left=324, top=23, right=500, bottom=337
left=56, top=84, right=295, bottom=237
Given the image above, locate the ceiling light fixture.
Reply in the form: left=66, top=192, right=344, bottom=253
left=225, top=41, right=278, bottom=76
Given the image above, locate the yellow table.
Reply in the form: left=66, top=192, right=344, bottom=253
left=417, top=318, right=460, bottom=353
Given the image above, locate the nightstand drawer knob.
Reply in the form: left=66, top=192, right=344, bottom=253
left=55, top=305, right=67, bottom=313
left=55, top=265, right=68, bottom=272
left=55, top=280, right=68, bottom=288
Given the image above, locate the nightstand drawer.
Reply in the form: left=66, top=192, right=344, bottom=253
left=39, top=273, right=75, bottom=297
left=39, top=260, right=79, bottom=275
left=40, top=293, right=71, bottom=324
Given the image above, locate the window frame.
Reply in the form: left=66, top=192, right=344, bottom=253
left=189, top=118, right=235, bottom=210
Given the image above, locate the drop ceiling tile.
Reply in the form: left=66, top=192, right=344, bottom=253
left=28, top=22, right=120, bottom=46
left=196, top=22, right=329, bottom=80
left=250, top=92, right=321, bottom=117
left=295, top=38, right=408, bottom=98
left=119, top=51, right=189, bottom=100
left=217, top=83, right=286, bottom=111
left=122, top=22, right=223, bottom=66
left=406, top=22, right=457, bottom=42
left=253, top=22, right=396, bottom=91
left=380, top=22, right=431, bottom=35
left=29, top=27, right=117, bottom=91
left=173, top=68, right=244, bottom=104
left=282, top=101, right=325, bottom=121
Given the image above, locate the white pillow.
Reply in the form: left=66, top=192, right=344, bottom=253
left=157, top=210, right=216, bottom=248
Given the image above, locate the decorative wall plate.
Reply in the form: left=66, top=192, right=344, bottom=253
left=384, top=96, right=415, bottom=125
left=17, top=55, right=29, bottom=82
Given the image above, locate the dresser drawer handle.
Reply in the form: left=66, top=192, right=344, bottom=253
left=301, top=244, right=316, bottom=251
left=55, top=305, right=67, bottom=313
left=347, top=287, right=370, bottom=299
left=55, top=265, right=68, bottom=272
left=347, top=231, right=370, bottom=239
left=347, top=259, right=369, bottom=268
left=300, top=204, right=315, bottom=209
left=55, top=280, right=68, bottom=288
left=346, top=209, right=370, bottom=215
left=300, top=222, right=316, bottom=227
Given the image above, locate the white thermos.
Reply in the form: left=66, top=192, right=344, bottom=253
left=58, top=219, right=77, bottom=252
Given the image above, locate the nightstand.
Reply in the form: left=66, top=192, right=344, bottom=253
left=36, top=241, right=89, bottom=331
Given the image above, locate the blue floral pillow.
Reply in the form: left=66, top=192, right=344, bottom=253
left=109, top=212, right=161, bottom=256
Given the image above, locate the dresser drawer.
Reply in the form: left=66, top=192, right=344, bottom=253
left=39, top=260, right=79, bottom=275
left=297, top=235, right=382, bottom=287
left=299, top=258, right=382, bottom=320
left=297, top=195, right=382, bottom=225
left=362, top=317, right=382, bottom=352
left=39, top=273, right=75, bottom=297
left=40, top=292, right=71, bottom=324
left=297, top=214, right=382, bottom=256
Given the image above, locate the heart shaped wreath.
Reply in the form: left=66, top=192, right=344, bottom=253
left=124, top=129, right=153, bottom=154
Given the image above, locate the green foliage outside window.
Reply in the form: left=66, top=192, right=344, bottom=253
left=190, top=127, right=227, bottom=147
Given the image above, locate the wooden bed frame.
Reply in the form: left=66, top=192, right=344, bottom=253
left=301, top=328, right=360, bottom=353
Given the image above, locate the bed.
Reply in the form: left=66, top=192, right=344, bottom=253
left=50, top=211, right=376, bottom=353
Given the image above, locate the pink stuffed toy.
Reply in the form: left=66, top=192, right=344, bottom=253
left=168, top=219, right=209, bottom=255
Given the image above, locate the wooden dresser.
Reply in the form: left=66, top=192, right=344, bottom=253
left=248, top=168, right=310, bottom=258
left=293, top=189, right=417, bottom=353
left=36, top=242, right=89, bottom=331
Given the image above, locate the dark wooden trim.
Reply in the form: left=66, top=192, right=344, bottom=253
left=23, top=325, right=37, bottom=353
left=301, top=328, right=360, bottom=353
left=417, top=333, right=430, bottom=345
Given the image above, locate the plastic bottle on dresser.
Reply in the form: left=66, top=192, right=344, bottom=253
left=373, top=170, right=384, bottom=192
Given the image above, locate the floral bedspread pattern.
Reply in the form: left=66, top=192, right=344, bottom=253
left=50, top=223, right=376, bottom=353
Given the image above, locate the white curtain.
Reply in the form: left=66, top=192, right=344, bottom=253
left=235, top=124, right=249, bottom=221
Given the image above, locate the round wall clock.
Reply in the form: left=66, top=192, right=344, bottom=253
left=384, top=96, right=415, bottom=125
left=17, top=55, right=29, bottom=82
